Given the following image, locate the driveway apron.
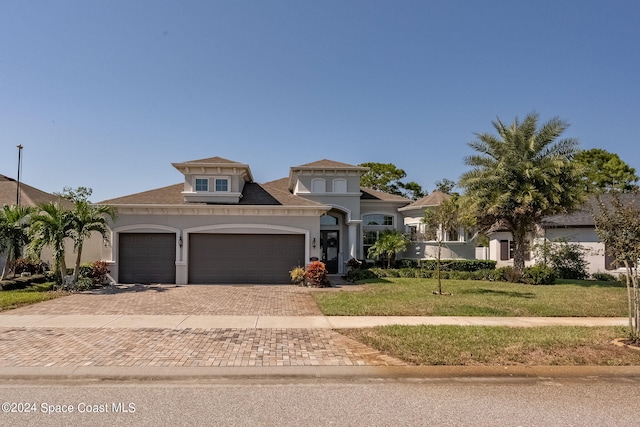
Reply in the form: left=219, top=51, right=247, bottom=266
left=0, top=284, right=404, bottom=368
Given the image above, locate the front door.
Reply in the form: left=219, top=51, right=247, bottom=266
left=321, top=230, right=339, bottom=274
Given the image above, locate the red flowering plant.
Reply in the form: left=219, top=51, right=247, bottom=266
left=304, top=261, right=331, bottom=288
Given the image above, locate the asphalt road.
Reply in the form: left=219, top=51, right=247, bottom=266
left=1, top=376, right=638, bottom=426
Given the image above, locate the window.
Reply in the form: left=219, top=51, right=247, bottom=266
left=500, top=240, right=531, bottom=261
left=311, top=178, right=326, bottom=193
left=333, top=179, right=347, bottom=193
left=363, top=214, right=394, bottom=226
left=215, top=178, right=229, bottom=192
left=363, top=231, right=379, bottom=258
left=446, top=226, right=460, bottom=242
left=320, top=214, right=338, bottom=226
left=195, top=178, right=208, bottom=192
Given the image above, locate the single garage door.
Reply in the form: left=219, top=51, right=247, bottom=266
left=119, top=233, right=176, bottom=284
left=189, top=233, right=305, bottom=284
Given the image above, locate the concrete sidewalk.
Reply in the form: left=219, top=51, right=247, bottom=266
left=0, top=314, right=628, bottom=329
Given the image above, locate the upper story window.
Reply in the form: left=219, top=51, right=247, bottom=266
left=332, top=179, right=347, bottom=193
left=194, top=177, right=229, bottom=193
left=311, top=178, right=326, bottom=193
left=363, top=214, right=394, bottom=226
left=215, top=178, right=229, bottom=192
left=195, top=178, right=209, bottom=192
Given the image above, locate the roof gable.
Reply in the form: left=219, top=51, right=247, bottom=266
left=0, top=174, right=72, bottom=208
left=294, top=159, right=367, bottom=170
left=399, top=191, right=451, bottom=211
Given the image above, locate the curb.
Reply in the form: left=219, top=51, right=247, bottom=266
left=2, top=366, right=640, bottom=382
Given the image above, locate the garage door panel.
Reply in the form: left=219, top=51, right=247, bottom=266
left=119, top=233, right=176, bottom=284
left=189, top=234, right=304, bottom=284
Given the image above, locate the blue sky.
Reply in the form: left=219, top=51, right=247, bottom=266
left=1, top=0, right=639, bottom=202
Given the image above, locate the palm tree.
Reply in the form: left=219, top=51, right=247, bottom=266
left=28, top=202, right=74, bottom=282
left=459, top=113, right=584, bottom=274
left=0, top=205, right=33, bottom=280
left=367, top=229, right=410, bottom=269
left=69, top=201, right=116, bottom=283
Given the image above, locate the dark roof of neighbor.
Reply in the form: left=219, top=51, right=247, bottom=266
left=0, top=174, right=72, bottom=208
left=360, top=187, right=411, bottom=203
left=542, top=194, right=640, bottom=228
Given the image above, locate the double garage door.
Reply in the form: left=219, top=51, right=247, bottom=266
left=119, top=232, right=305, bottom=284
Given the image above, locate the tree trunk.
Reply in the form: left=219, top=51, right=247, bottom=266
left=0, top=247, right=15, bottom=281
left=623, top=261, right=634, bottom=333
left=73, top=242, right=84, bottom=284
left=511, top=227, right=527, bottom=274
left=436, top=240, right=443, bottom=294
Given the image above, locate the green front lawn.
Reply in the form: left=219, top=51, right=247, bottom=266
left=0, top=283, right=67, bottom=311
left=342, top=325, right=640, bottom=365
left=314, top=278, right=627, bottom=317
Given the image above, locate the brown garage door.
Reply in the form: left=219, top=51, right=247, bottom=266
left=119, top=233, right=176, bottom=284
left=189, top=233, right=305, bottom=284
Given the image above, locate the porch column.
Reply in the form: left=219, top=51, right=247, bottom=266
left=347, top=221, right=360, bottom=259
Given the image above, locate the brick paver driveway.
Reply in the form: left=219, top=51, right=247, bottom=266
left=6, top=284, right=323, bottom=316
left=0, top=284, right=404, bottom=368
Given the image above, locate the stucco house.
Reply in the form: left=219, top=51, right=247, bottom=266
left=100, top=157, right=477, bottom=285
left=488, top=194, right=640, bottom=276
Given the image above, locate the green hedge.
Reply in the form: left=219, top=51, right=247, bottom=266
left=397, top=259, right=497, bottom=271
left=0, top=274, right=50, bottom=291
left=345, top=265, right=556, bottom=284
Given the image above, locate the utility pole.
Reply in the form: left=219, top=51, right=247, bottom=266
left=16, top=144, right=23, bottom=206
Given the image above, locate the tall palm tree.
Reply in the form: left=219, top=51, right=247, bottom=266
left=367, top=229, right=410, bottom=269
left=28, top=202, right=74, bottom=281
left=0, top=205, right=33, bottom=280
left=459, top=113, right=585, bottom=273
left=69, top=201, right=116, bottom=283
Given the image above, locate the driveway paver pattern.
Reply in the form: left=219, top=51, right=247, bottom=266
left=0, top=284, right=405, bottom=368
left=0, top=327, right=404, bottom=367
left=4, top=284, right=323, bottom=316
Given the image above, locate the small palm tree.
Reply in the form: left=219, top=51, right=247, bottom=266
left=28, top=202, right=74, bottom=282
left=69, top=201, right=116, bottom=283
left=0, top=205, right=33, bottom=280
left=367, top=230, right=410, bottom=269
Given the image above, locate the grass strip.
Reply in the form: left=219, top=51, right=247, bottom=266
left=0, top=283, right=67, bottom=311
left=342, top=325, right=640, bottom=366
left=315, top=278, right=627, bottom=317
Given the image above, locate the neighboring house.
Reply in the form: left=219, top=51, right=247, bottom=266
left=399, top=191, right=476, bottom=261
left=488, top=195, right=640, bottom=275
left=100, top=157, right=478, bottom=285
left=0, top=174, right=102, bottom=273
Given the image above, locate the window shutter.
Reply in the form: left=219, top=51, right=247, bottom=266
left=500, top=240, right=509, bottom=261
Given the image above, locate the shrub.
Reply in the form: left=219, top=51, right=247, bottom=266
left=345, top=268, right=380, bottom=282
left=289, top=266, right=306, bottom=285
left=305, top=261, right=330, bottom=288
left=533, top=239, right=589, bottom=280
left=591, top=272, right=619, bottom=282
left=78, top=261, right=110, bottom=286
left=13, top=258, right=48, bottom=275
left=404, top=259, right=497, bottom=272
left=346, top=258, right=363, bottom=269
left=0, top=274, right=48, bottom=290
left=503, top=266, right=523, bottom=283
left=523, top=265, right=556, bottom=285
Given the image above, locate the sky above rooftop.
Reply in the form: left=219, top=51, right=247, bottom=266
left=1, top=0, right=638, bottom=202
